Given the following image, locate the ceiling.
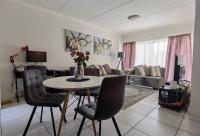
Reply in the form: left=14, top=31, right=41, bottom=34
left=14, top=0, right=195, bottom=35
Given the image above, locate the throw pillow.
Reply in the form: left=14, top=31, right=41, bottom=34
left=134, top=66, right=141, bottom=75
left=151, top=66, right=157, bottom=77
left=103, top=64, right=112, bottom=75
left=156, top=66, right=162, bottom=77
left=145, top=66, right=152, bottom=76
left=138, top=66, right=146, bottom=76
left=98, top=65, right=107, bottom=76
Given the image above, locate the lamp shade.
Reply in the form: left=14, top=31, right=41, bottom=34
left=118, top=52, right=124, bottom=58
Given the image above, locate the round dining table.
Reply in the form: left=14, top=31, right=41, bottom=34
left=43, top=76, right=104, bottom=136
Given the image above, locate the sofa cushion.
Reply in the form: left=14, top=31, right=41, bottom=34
left=133, top=66, right=141, bottom=75
left=98, top=65, right=107, bottom=76
left=151, top=66, right=158, bottom=77
left=145, top=66, right=152, bottom=76
left=103, top=64, right=112, bottom=75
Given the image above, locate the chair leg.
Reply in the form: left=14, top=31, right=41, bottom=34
left=94, top=96, right=98, bottom=101
left=99, top=120, right=101, bottom=136
left=74, top=96, right=82, bottom=120
left=40, top=106, right=43, bottom=123
left=23, top=106, right=37, bottom=136
left=50, top=107, right=56, bottom=136
left=59, top=106, right=67, bottom=123
left=112, top=117, right=121, bottom=136
left=77, top=117, right=85, bottom=136
left=81, top=96, right=85, bottom=105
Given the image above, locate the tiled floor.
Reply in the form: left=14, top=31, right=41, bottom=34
left=1, top=92, right=200, bottom=136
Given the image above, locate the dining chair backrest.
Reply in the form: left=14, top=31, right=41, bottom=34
left=94, top=75, right=127, bottom=120
left=23, top=69, right=47, bottom=106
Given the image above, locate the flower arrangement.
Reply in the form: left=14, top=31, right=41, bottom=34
left=70, top=50, right=90, bottom=67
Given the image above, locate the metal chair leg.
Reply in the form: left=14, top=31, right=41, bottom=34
left=59, top=106, right=67, bottom=123
left=74, top=96, right=82, bottom=120
left=23, top=106, right=37, bottom=136
left=99, top=120, right=101, bottom=136
left=77, top=117, right=85, bottom=136
left=40, top=106, right=43, bottom=123
left=50, top=107, right=56, bottom=136
left=112, top=117, right=121, bottom=136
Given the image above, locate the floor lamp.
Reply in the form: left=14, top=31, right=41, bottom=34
left=117, top=52, right=125, bottom=70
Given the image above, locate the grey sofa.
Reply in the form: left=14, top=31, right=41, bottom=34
left=126, top=66, right=165, bottom=89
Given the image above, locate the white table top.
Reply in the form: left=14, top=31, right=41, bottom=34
left=43, top=76, right=104, bottom=90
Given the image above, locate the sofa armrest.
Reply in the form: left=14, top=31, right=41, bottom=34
left=111, top=69, right=122, bottom=75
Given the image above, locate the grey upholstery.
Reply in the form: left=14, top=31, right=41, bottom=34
left=128, top=67, right=165, bottom=89
left=23, top=69, right=64, bottom=107
left=22, top=69, right=66, bottom=136
left=75, top=75, right=127, bottom=136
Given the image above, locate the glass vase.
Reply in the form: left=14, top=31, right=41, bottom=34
left=74, top=63, right=84, bottom=80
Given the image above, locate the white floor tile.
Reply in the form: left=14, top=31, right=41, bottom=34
left=125, top=128, right=148, bottom=136
left=1, top=104, right=33, bottom=123
left=148, top=106, right=184, bottom=127
left=16, top=125, right=50, bottom=136
left=138, top=97, right=158, bottom=108
left=176, top=130, right=197, bottom=136
left=44, top=118, right=88, bottom=136
left=127, top=103, right=154, bottom=116
left=135, top=117, right=177, bottom=136
left=2, top=114, right=41, bottom=136
left=180, top=114, right=200, bottom=136
left=99, top=119, right=131, bottom=136
left=115, top=110, right=145, bottom=127
left=71, top=127, right=94, bottom=136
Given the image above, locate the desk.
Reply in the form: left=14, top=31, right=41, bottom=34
left=14, top=70, right=23, bottom=102
left=43, top=76, right=103, bottom=136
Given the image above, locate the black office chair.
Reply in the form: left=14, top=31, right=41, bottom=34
left=75, top=75, right=127, bottom=136
left=22, top=69, right=66, bottom=136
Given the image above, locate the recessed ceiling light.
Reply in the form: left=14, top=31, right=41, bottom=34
left=128, top=15, right=140, bottom=21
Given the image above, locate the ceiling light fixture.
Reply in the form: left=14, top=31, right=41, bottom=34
left=128, top=15, right=140, bottom=21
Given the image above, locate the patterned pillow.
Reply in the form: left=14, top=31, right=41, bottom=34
left=133, top=66, right=142, bottom=75
left=138, top=66, right=146, bottom=76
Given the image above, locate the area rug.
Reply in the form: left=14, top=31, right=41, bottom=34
left=122, top=86, right=157, bottom=109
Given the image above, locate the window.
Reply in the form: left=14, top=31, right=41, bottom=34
left=135, top=39, right=168, bottom=67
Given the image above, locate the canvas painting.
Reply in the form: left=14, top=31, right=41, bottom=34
left=93, top=36, right=112, bottom=56
left=65, top=29, right=92, bottom=52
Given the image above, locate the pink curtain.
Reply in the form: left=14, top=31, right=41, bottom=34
left=165, top=34, right=192, bottom=81
left=123, top=42, right=136, bottom=69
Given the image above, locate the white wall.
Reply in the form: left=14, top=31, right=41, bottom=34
left=189, top=0, right=200, bottom=117
left=0, top=0, right=121, bottom=102
left=122, top=23, right=194, bottom=43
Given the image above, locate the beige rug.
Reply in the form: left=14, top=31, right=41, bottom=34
left=122, top=86, right=157, bottom=109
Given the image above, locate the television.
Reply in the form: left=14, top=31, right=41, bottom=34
left=26, top=51, right=47, bottom=62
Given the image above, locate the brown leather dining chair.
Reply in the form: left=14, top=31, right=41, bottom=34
left=75, top=75, right=127, bottom=136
